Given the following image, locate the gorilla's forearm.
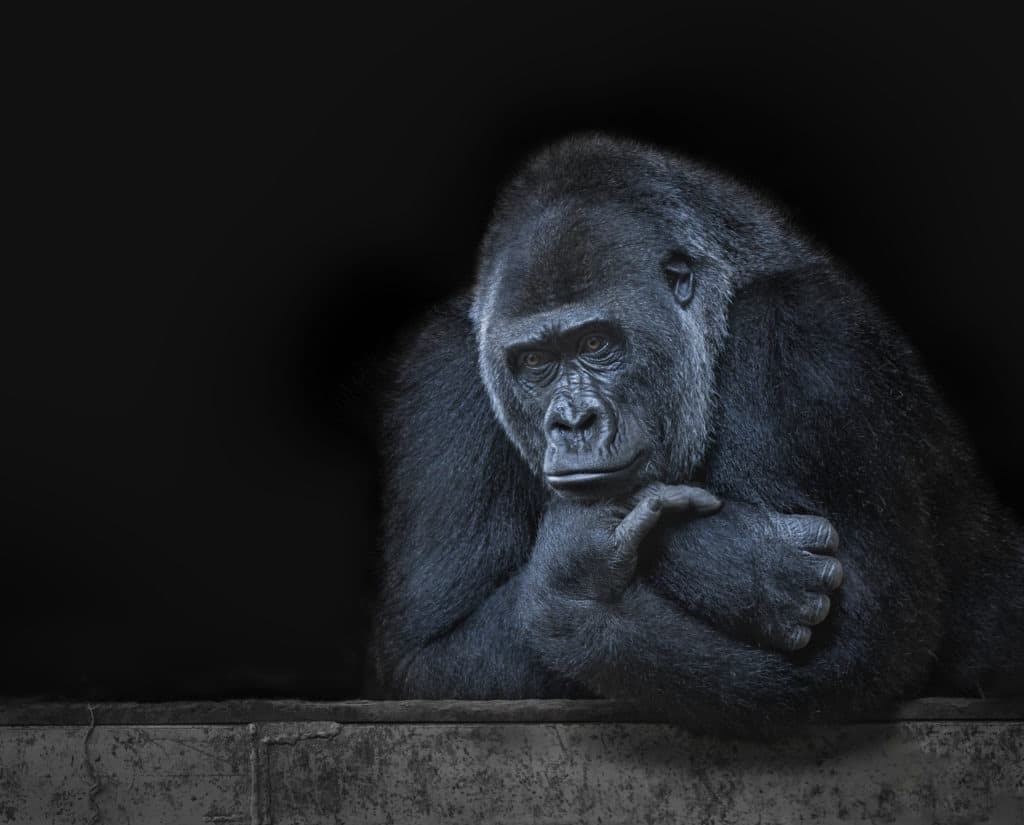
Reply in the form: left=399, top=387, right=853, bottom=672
left=641, top=498, right=843, bottom=651
left=382, top=572, right=573, bottom=700
left=516, top=492, right=945, bottom=734
left=525, top=574, right=924, bottom=736
left=531, top=580, right=810, bottom=727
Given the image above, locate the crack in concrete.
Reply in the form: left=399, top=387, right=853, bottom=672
left=259, top=724, right=343, bottom=746
left=82, top=703, right=102, bottom=824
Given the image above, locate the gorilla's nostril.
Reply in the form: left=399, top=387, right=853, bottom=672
left=551, top=410, right=598, bottom=435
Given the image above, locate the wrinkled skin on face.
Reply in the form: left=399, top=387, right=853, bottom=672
left=472, top=189, right=730, bottom=501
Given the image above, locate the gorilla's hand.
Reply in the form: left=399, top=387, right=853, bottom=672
left=522, top=484, right=721, bottom=611
left=644, top=501, right=844, bottom=652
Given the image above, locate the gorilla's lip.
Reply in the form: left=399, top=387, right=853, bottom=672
left=544, top=452, right=645, bottom=490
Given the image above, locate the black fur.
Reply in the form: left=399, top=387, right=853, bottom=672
left=371, top=134, right=1024, bottom=735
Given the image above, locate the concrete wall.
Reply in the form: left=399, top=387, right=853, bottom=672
left=1, top=699, right=1022, bottom=823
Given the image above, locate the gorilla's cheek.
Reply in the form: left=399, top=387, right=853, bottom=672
left=615, top=407, right=666, bottom=484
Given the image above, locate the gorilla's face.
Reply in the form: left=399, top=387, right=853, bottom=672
left=474, top=192, right=729, bottom=501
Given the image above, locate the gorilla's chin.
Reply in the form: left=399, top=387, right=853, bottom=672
left=544, top=451, right=646, bottom=499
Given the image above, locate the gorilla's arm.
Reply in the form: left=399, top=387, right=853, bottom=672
left=639, top=500, right=844, bottom=652
left=526, top=528, right=932, bottom=735
left=372, top=297, right=571, bottom=699
left=526, top=269, right=951, bottom=732
left=376, top=272, right=964, bottom=721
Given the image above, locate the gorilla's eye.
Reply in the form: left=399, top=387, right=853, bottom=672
left=665, top=259, right=695, bottom=307
left=520, top=350, right=551, bottom=369
left=582, top=334, right=607, bottom=353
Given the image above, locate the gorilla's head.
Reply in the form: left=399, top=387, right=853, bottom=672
left=471, top=134, right=812, bottom=499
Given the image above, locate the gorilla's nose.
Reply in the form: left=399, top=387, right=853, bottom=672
left=545, top=397, right=604, bottom=450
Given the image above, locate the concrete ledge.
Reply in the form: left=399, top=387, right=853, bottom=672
left=4, top=696, right=1024, bottom=725
left=2, top=699, right=1022, bottom=823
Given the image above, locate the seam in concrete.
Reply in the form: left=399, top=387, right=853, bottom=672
left=5, top=698, right=1023, bottom=726
left=255, top=723, right=342, bottom=824
left=249, top=723, right=259, bottom=825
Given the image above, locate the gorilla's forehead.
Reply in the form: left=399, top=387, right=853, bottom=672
left=486, top=197, right=677, bottom=320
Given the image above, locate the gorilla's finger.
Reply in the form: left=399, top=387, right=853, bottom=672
left=782, top=625, right=812, bottom=651
left=820, top=558, right=844, bottom=590
left=627, top=482, right=669, bottom=507
left=772, top=514, right=839, bottom=553
left=615, top=496, right=665, bottom=553
left=630, top=483, right=722, bottom=515
left=800, top=594, right=831, bottom=626
left=655, top=484, right=723, bottom=516
left=803, top=555, right=844, bottom=591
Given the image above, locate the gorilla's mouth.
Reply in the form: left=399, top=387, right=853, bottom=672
left=544, top=452, right=645, bottom=493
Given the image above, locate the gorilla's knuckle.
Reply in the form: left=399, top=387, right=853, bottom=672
left=777, top=515, right=840, bottom=553
left=820, top=558, right=844, bottom=590
left=637, top=482, right=669, bottom=500
left=796, top=516, right=828, bottom=548
left=818, top=520, right=840, bottom=551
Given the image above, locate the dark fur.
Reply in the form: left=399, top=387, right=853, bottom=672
left=371, top=134, right=1024, bottom=735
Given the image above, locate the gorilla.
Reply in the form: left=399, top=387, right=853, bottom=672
left=371, top=134, right=1024, bottom=735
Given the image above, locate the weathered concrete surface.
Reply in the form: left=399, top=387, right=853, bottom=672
left=0, top=724, right=253, bottom=824
left=262, top=721, right=1024, bottom=825
left=1, top=700, right=1022, bottom=824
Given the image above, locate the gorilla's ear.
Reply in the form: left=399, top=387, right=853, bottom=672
left=665, top=257, right=695, bottom=307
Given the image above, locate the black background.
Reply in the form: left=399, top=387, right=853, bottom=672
left=4, top=6, right=1022, bottom=699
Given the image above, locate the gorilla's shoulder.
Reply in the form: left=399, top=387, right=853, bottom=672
left=382, top=292, right=524, bottom=484
left=727, top=268, right=916, bottom=372
left=389, top=292, right=480, bottom=396
left=729, top=268, right=872, bottom=340
left=721, top=266, right=932, bottom=415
